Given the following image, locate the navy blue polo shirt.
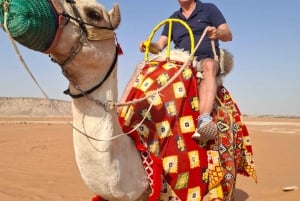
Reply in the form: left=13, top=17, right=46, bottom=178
left=162, top=1, right=226, bottom=61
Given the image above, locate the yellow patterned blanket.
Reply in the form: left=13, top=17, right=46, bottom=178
left=119, top=59, right=257, bottom=201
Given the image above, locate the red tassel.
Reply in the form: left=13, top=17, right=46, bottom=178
left=114, top=33, right=123, bottom=55
left=91, top=195, right=102, bottom=201
left=117, top=42, right=123, bottom=55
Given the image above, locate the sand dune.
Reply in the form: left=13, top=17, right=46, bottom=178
left=0, top=97, right=71, bottom=117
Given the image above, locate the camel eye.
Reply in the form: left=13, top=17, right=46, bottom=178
left=86, top=9, right=102, bottom=21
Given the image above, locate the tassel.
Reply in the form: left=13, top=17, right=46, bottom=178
left=114, top=34, right=123, bottom=55
left=91, top=195, right=102, bottom=201
left=117, top=42, right=123, bottom=55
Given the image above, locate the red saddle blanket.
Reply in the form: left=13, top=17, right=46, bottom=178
left=119, top=59, right=257, bottom=201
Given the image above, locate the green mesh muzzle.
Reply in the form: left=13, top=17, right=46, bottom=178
left=0, top=0, right=59, bottom=52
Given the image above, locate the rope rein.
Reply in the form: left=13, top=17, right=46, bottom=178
left=3, top=2, right=50, bottom=100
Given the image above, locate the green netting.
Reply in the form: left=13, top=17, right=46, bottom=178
left=0, top=0, right=58, bottom=51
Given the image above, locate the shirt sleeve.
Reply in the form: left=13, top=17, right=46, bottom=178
left=161, top=23, right=169, bottom=37
left=161, top=12, right=178, bottom=37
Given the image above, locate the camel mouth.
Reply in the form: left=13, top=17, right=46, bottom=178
left=0, top=0, right=59, bottom=52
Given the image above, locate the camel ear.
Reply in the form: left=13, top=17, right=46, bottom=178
left=109, top=4, right=121, bottom=29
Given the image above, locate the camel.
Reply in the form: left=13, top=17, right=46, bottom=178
left=1, top=0, right=149, bottom=200
left=0, top=0, right=256, bottom=200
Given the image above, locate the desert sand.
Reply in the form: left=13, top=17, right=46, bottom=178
left=0, top=116, right=299, bottom=201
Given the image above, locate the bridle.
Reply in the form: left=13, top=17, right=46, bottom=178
left=2, top=0, right=149, bottom=141
left=49, top=0, right=120, bottom=107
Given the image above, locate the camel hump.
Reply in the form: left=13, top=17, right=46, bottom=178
left=219, top=48, right=234, bottom=76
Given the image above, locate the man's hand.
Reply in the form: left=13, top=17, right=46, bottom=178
left=139, top=41, right=160, bottom=54
left=139, top=41, right=147, bottom=52
left=207, top=24, right=233, bottom=42
left=206, top=26, right=218, bottom=40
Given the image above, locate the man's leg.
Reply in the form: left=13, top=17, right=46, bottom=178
left=192, top=58, right=219, bottom=142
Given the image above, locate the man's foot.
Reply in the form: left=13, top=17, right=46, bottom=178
left=192, top=120, right=218, bottom=142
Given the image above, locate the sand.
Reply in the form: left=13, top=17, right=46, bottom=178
left=0, top=116, right=299, bottom=201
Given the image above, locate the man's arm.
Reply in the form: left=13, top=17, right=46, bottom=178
left=207, top=23, right=233, bottom=42
left=139, top=35, right=168, bottom=54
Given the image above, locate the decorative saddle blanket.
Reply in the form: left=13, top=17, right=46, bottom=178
left=119, top=59, right=257, bottom=201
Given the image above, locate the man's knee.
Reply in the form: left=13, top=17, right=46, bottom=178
left=200, top=58, right=219, bottom=76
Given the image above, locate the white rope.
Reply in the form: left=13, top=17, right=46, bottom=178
left=73, top=95, right=156, bottom=141
left=3, top=2, right=78, bottom=126
left=3, top=2, right=50, bottom=100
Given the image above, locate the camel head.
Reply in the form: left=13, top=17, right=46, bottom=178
left=1, top=0, right=122, bottom=97
left=0, top=0, right=120, bottom=53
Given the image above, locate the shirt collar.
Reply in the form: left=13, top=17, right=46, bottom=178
left=176, top=1, right=203, bottom=19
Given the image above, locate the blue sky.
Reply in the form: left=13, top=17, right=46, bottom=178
left=0, top=0, right=299, bottom=116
